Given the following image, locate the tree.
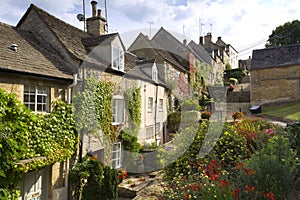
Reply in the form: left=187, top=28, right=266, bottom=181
left=266, top=20, right=300, bottom=47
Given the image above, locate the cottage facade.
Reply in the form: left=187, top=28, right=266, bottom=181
left=251, top=44, right=300, bottom=105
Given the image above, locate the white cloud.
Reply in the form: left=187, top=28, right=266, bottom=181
left=0, top=0, right=299, bottom=59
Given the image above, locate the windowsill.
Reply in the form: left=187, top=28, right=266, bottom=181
left=112, top=122, right=124, bottom=126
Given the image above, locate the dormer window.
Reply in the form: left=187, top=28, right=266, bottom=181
left=152, top=63, right=158, bottom=82
left=112, top=46, right=124, bottom=72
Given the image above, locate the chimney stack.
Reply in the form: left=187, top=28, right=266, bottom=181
left=204, top=33, right=212, bottom=47
left=199, top=36, right=204, bottom=45
left=91, top=1, right=97, bottom=17
left=183, top=39, right=187, bottom=46
left=86, top=1, right=107, bottom=35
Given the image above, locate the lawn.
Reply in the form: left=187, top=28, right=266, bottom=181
left=263, top=101, right=300, bottom=121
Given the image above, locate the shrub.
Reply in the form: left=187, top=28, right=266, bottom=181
left=232, top=111, right=244, bottom=121
left=237, top=135, right=297, bottom=199
left=286, top=121, right=300, bottom=155
left=167, top=112, right=181, bottom=133
left=212, top=124, right=248, bottom=166
left=181, top=99, right=201, bottom=111
left=201, top=111, right=211, bottom=120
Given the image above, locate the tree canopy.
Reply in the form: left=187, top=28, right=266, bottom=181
left=266, top=20, right=300, bottom=48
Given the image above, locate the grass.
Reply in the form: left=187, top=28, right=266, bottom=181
left=263, top=101, right=300, bottom=121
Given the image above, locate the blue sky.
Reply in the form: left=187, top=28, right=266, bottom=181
left=0, top=0, right=299, bottom=59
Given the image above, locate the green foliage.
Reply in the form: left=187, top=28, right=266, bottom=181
left=286, top=121, right=300, bottom=155
left=224, top=68, right=243, bottom=83
left=0, top=88, right=78, bottom=199
left=239, top=135, right=297, bottom=199
left=70, top=156, right=118, bottom=200
left=74, top=78, right=115, bottom=142
left=127, top=87, right=142, bottom=130
left=101, top=166, right=119, bottom=200
left=167, top=112, right=181, bottom=133
left=225, top=63, right=232, bottom=70
left=212, top=124, right=248, bottom=165
left=181, top=99, right=201, bottom=111
left=119, top=129, right=140, bottom=152
left=266, top=20, right=300, bottom=47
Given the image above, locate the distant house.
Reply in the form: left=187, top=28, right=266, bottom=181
left=200, top=33, right=238, bottom=72
left=251, top=44, right=300, bottom=105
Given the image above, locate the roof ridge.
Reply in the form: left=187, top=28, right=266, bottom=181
left=0, top=21, right=13, bottom=28
left=29, top=4, right=86, bottom=34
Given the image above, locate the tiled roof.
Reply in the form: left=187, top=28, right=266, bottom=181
left=188, top=40, right=212, bottom=65
left=151, top=27, right=191, bottom=70
left=251, top=44, right=300, bottom=70
left=0, top=22, right=73, bottom=80
left=129, top=33, right=187, bottom=72
left=82, top=33, right=119, bottom=47
left=17, top=4, right=90, bottom=61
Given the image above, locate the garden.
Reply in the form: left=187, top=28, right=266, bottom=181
left=139, top=115, right=300, bottom=200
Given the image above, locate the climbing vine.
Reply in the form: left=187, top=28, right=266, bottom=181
left=127, top=87, right=142, bottom=131
left=0, top=88, right=78, bottom=199
left=73, top=78, right=116, bottom=142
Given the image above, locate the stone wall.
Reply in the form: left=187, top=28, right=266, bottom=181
left=251, top=65, right=300, bottom=105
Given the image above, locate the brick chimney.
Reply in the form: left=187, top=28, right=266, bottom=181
left=199, top=36, right=204, bottom=45
left=86, top=1, right=107, bottom=35
left=204, top=33, right=212, bottom=48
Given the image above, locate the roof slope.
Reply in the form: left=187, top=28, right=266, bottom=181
left=129, top=33, right=186, bottom=72
left=17, top=4, right=90, bottom=61
left=0, top=22, right=72, bottom=80
left=251, top=44, right=300, bottom=70
left=188, top=40, right=212, bottom=65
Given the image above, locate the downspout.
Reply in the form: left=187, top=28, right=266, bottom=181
left=154, top=83, right=158, bottom=145
left=67, top=74, right=78, bottom=104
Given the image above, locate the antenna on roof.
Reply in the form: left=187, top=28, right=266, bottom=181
left=77, top=0, right=86, bottom=31
left=183, top=25, right=186, bottom=38
left=104, top=0, right=108, bottom=33
left=147, top=21, right=154, bottom=38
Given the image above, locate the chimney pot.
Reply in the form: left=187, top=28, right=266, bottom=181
left=91, top=1, right=97, bottom=17
left=200, top=36, right=204, bottom=45
left=97, top=9, right=102, bottom=17
left=218, top=36, right=221, bottom=40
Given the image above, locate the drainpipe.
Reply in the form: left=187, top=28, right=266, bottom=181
left=154, top=83, right=158, bottom=145
left=67, top=74, right=78, bottom=104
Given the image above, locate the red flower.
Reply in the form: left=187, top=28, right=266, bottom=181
left=232, top=188, right=241, bottom=199
left=245, top=185, right=255, bottom=193
left=219, top=179, right=230, bottom=187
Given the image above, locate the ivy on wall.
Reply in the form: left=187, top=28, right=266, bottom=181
left=127, top=87, right=141, bottom=132
left=73, top=78, right=116, bottom=142
left=0, top=88, right=78, bottom=199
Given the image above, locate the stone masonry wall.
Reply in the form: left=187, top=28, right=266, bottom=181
left=251, top=65, right=300, bottom=105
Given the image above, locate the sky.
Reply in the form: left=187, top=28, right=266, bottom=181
left=0, top=0, right=299, bottom=59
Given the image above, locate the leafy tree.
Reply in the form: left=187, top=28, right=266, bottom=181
left=266, top=20, right=300, bottom=47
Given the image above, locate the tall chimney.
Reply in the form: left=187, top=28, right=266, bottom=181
left=199, top=36, right=204, bottom=45
left=204, top=33, right=212, bottom=48
left=91, top=1, right=97, bottom=17
left=86, top=1, right=107, bottom=35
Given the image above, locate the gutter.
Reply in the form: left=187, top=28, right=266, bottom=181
left=67, top=74, right=78, bottom=104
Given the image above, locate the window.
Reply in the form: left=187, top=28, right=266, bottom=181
left=112, top=142, right=122, bottom=168
left=146, top=126, right=154, bottom=140
left=155, top=123, right=160, bottom=136
left=152, top=63, right=158, bottom=82
left=159, top=99, right=163, bottom=112
left=112, top=95, right=124, bottom=125
left=148, top=97, right=153, bottom=113
left=112, top=46, right=124, bottom=71
left=24, top=86, right=49, bottom=112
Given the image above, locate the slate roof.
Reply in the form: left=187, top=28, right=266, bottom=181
left=251, top=44, right=300, bottom=70
left=151, top=27, right=191, bottom=69
left=188, top=40, right=212, bottom=65
left=128, top=33, right=187, bottom=72
left=82, top=33, right=119, bottom=47
left=17, top=4, right=90, bottom=61
left=0, top=22, right=73, bottom=80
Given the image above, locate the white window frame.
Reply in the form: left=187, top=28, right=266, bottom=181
left=159, top=99, right=163, bottom=112
left=112, top=46, right=124, bottom=72
left=112, top=95, right=124, bottom=125
left=148, top=97, right=153, bottom=113
left=155, top=123, right=160, bottom=136
left=152, top=63, right=158, bottom=82
left=23, top=86, right=49, bottom=112
left=112, top=142, right=122, bottom=169
left=145, top=126, right=154, bottom=140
